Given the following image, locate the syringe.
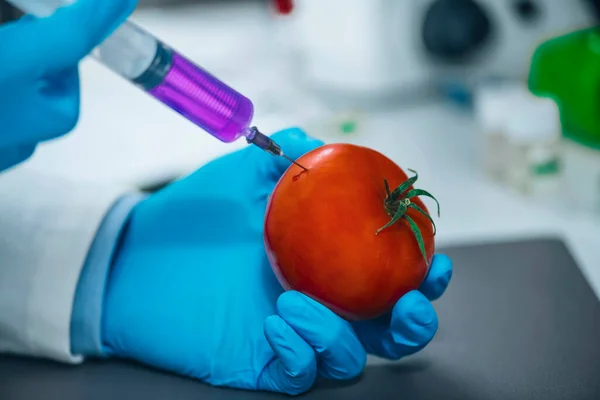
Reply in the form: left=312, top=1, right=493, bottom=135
left=7, top=0, right=307, bottom=169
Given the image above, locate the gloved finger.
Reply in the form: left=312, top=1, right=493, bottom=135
left=0, top=145, right=36, bottom=172
left=38, top=66, right=82, bottom=140
left=419, top=254, right=453, bottom=301
left=266, top=128, right=324, bottom=177
left=277, top=291, right=367, bottom=380
left=258, top=315, right=317, bottom=396
left=2, top=0, right=138, bottom=79
left=352, top=291, right=438, bottom=360
left=1, top=67, right=81, bottom=146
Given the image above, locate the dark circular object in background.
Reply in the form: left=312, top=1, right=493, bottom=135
left=513, top=0, right=541, bottom=24
left=585, top=0, right=600, bottom=20
left=422, top=0, right=493, bottom=64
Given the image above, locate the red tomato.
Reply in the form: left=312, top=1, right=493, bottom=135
left=264, top=143, right=439, bottom=321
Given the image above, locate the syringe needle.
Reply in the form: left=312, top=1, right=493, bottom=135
left=282, top=154, right=308, bottom=171
left=247, top=127, right=309, bottom=171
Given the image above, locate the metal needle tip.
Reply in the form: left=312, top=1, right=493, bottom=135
left=282, top=154, right=308, bottom=171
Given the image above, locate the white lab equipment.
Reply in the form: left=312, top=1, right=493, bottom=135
left=476, top=85, right=510, bottom=182
left=289, top=0, right=594, bottom=103
left=431, top=0, right=595, bottom=87
left=474, top=81, right=529, bottom=183
left=504, top=96, right=561, bottom=198
left=290, top=0, right=434, bottom=103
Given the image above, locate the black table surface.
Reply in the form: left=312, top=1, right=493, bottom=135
left=2, top=237, right=600, bottom=400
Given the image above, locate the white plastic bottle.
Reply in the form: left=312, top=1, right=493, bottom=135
left=477, top=90, right=509, bottom=181
left=504, top=96, right=562, bottom=198
left=475, top=82, right=529, bottom=182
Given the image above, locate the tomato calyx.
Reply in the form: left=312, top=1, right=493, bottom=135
left=375, top=169, right=440, bottom=263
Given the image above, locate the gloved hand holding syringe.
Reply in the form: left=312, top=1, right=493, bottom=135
left=7, top=0, right=308, bottom=170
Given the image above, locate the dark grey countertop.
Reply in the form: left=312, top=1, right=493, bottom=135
left=2, top=237, right=600, bottom=400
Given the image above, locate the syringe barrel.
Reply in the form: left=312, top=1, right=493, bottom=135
left=7, top=0, right=255, bottom=143
left=141, top=43, right=255, bottom=143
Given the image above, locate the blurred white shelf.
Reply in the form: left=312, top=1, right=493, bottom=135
left=20, top=2, right=600, bottom=298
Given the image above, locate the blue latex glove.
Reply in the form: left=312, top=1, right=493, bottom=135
left=0, top=0, right=136, bottom=171
left=102, top=129, right=453, bottom=396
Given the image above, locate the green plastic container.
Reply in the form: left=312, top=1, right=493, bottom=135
left=528, top=27, right=600, bottom=150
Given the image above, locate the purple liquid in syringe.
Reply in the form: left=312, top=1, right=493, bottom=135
left=144, top=46, right=254, bottom=142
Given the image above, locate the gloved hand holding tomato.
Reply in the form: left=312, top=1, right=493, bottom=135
left=102, top=128, right=452, bottom=396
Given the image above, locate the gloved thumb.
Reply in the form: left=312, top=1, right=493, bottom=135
left=2, top=0, right=138, bottom=79
left=257, top=315, right=317, bottom=395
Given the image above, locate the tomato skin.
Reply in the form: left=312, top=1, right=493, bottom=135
left=264, top=143, right=435, bottom=321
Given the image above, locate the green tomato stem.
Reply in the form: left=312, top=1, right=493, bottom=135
left=376, top=170, right=440, bottom=264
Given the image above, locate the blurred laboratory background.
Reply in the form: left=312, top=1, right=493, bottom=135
left=2, top=0, right=599, bottom=289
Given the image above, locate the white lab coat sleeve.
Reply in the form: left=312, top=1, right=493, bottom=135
left=70, top=193, right=146, bottom=357
left=0, top=166, right=136, bottom=363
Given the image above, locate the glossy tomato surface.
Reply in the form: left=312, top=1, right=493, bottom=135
left=264, top=143, right=435, bottom=320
